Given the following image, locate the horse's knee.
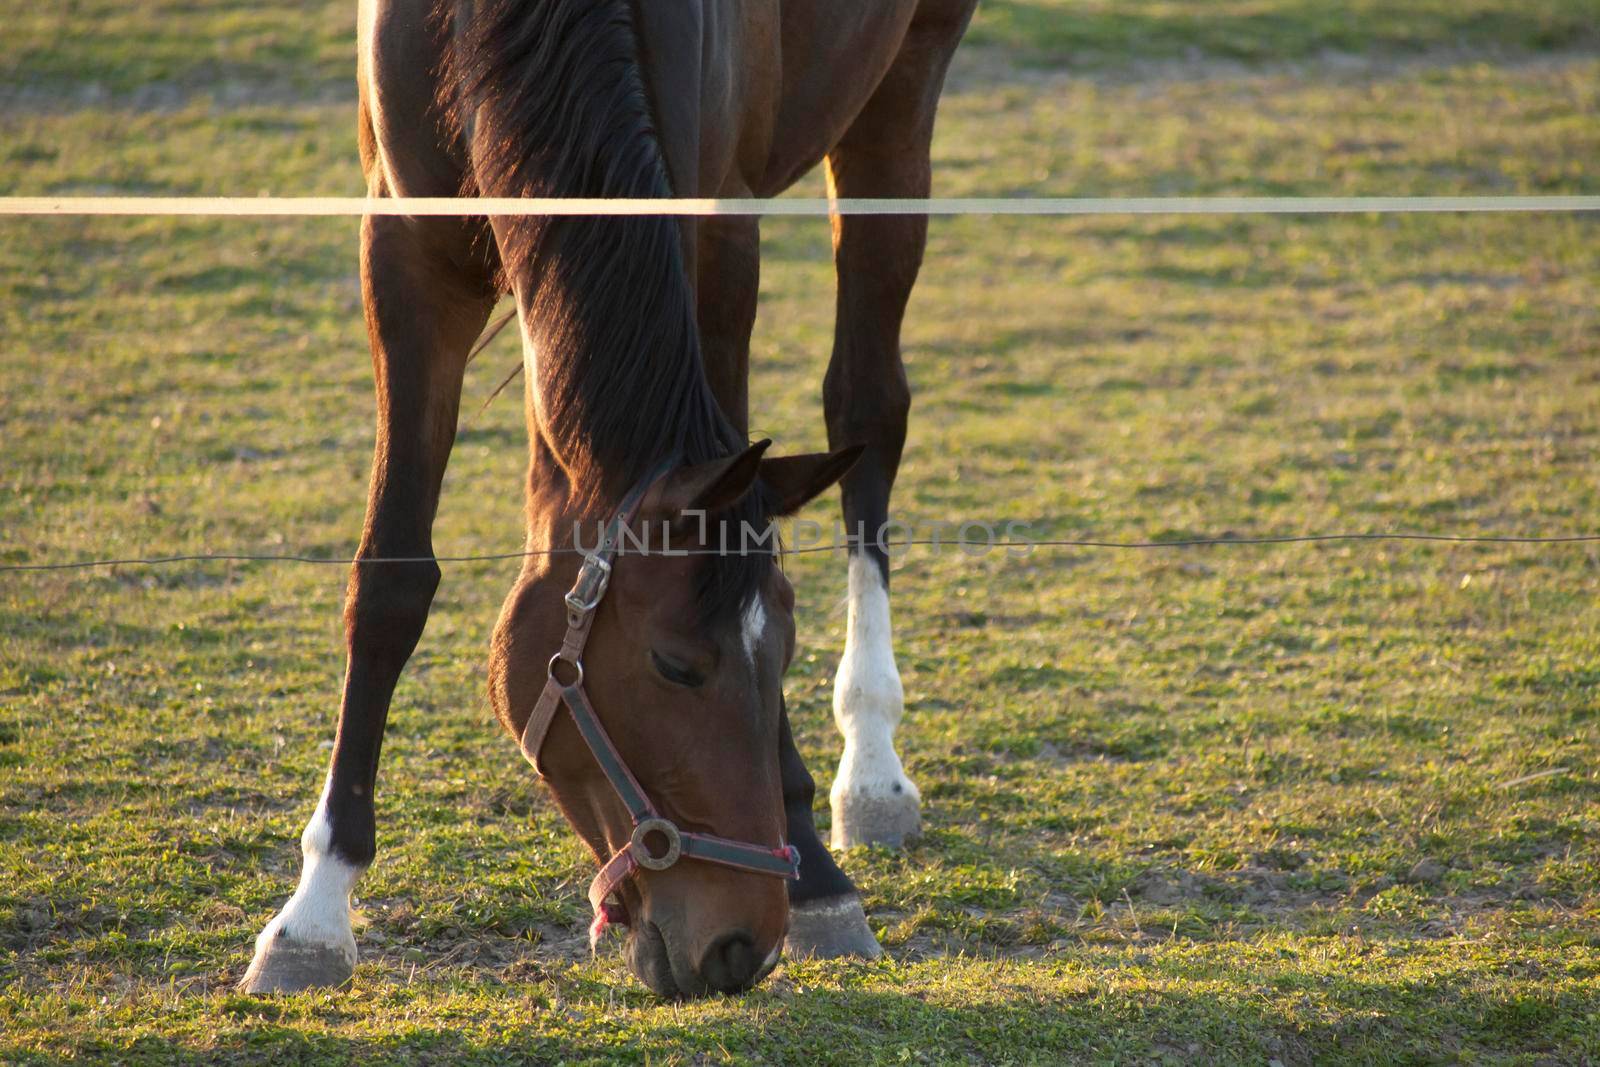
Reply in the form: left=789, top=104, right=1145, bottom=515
left=824, top=353, right=911, bottom=452
left=344, top=558, right=441, bottom=669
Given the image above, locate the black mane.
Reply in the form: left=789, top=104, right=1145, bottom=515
left=444, top=0, right=771, bottom=623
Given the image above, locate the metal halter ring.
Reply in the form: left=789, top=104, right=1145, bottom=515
left=629, top=818, right=683, bottom=871
left=547, top=653, right=584, bottom=688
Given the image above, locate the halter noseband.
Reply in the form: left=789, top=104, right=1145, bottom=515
left=517, top=460, right=801, bottom=948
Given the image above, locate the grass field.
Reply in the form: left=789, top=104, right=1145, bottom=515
left=4, top=1, right=1600, bottom=1063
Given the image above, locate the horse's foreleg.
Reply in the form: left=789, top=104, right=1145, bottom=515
left=242, top=213, right=494, bottom=993
left=821, top=14, right=966, bottom=850
left=690, top=214, right=879, bottom=956
left=823, top=157, right=922, bottom=851
left=694, top=213, right=758, bottom=431
left=778, top=700, right=884, bottom=958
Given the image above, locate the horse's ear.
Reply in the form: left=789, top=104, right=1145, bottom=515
left=760, top=445, right=865, bottom=517
left=649, top=439, right=773, bottom=517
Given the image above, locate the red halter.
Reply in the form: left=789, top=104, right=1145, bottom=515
left=518, top=461, right=801, bottom=948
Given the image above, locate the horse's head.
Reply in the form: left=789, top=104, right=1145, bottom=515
left=503, top=441, right=859, bottom=997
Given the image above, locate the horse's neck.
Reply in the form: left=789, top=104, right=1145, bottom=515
left=523, top=432, right=609, bottom=551
left=514, top=244, right=740, bottom=527
left=455, top=0, right=737, bottom=507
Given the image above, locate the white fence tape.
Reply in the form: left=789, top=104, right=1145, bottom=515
left=1, top=195, right=1598, bottom=217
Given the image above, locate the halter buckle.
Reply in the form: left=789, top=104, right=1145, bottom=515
left=629, top=817, right=683, bottom=871
left=564, top=553, right=613, bottom=628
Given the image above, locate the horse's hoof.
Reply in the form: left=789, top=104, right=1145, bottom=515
left=239, top=935, right=355, bottom=994
left=829, top=788, right=921, bottom=850
left=785, top=894, right=883, bottom=960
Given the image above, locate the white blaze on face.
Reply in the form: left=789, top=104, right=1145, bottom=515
left=830, top=554, right=918, bottom=801
left=742, top=595, right=767, bottom=668
left=251, top=787, right=361, bottom=966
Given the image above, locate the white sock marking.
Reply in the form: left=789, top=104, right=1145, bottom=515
left=252, top=788, right=361, bottom=967
left=831, top=555, right=918, bottom=803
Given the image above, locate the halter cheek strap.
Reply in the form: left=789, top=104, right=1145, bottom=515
left=517, top=459, right=801, bottom=948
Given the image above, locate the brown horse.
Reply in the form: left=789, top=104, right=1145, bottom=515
left=243, top=0, right=975, bottom=998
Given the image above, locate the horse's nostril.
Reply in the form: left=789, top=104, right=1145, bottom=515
left=699, top=931, right=760, bottom=994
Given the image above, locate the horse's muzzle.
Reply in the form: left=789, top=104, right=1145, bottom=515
left=625, top=921, right=779, bottom=999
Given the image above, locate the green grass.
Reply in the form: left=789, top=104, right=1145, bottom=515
left=4, top=5, right=1600, bottom=1064
left=968, top=0, right=1600, bottom=65
left=0, top=0, right=353, bottom=99
left=5, top=0, right=1598, bottom=100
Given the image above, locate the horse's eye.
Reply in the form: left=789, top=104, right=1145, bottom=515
left=649, top=649, right=704, bottom=688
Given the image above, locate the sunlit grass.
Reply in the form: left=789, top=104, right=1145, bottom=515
left=3, top=10, right=1599, bottom=1065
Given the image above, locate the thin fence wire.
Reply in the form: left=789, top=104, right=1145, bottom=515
left=5, top=531, right=1600, bottom=574
left=2, top=194, right=1599, bottom=218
